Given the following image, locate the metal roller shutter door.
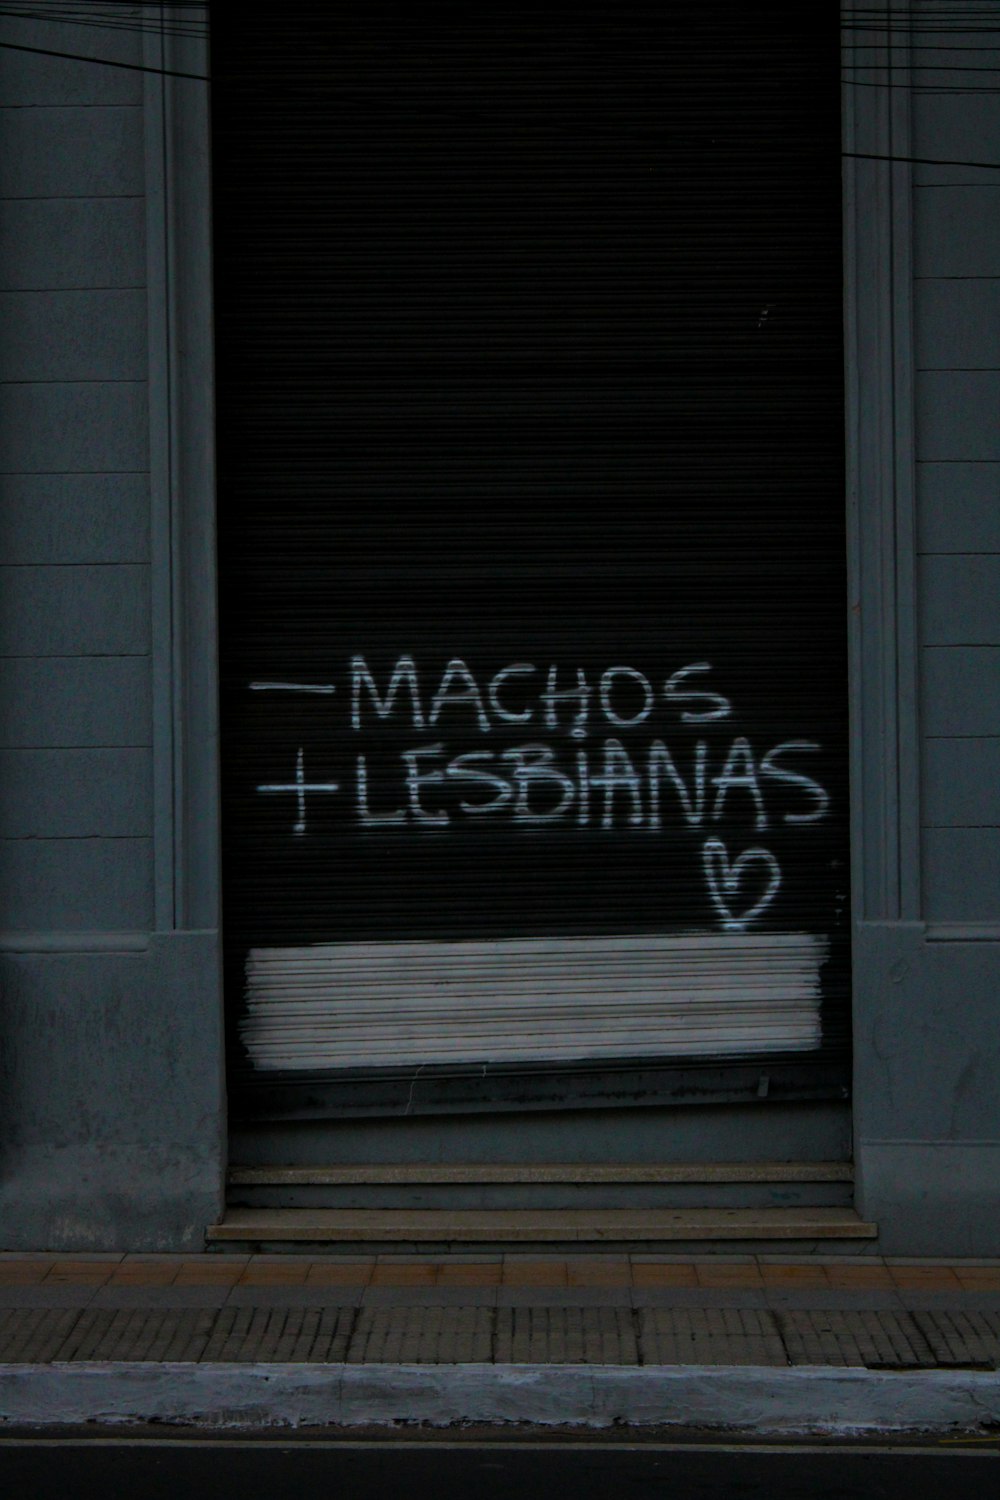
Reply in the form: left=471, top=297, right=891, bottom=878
left=212, top=3, right=850, bottom=1120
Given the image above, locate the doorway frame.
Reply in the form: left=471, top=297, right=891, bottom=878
left=146, top=2, right=917, bottom=1174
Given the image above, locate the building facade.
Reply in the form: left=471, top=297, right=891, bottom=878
left=0, top=1, right=998, bottom=1253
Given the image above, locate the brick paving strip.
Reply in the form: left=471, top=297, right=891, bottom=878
left=1, top=1256, right=999, bottom=1369
left=2, top=1303, right=1000, bottom=1368
left=5, top=1254, right=1000, bottom=1290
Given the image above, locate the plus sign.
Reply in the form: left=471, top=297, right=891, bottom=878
left=257, top=747, right=340, bottom=836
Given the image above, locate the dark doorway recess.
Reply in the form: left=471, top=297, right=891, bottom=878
left=211, top=3, right=850, bottom=1123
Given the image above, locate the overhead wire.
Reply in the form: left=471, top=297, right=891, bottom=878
left=0, top=3, right=998, bottom=164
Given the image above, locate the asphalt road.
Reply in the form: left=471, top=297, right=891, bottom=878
left=0, top=1437, right=998, bottom=1499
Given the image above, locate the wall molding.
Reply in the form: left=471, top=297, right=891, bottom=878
left=843, top=0, right=921, bottom=926
left=0, top=932, right=150, bottom=954
left=925, top=923, right=1000, bottom=944
left=143, top=7, right=220, bottom=933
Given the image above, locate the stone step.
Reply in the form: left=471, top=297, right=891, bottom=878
left=207, top=1205, right=876, bottom=1245
left=228, top=1161, right=854, bottom=1186
left=228, top=1182, right=854, bottom=1213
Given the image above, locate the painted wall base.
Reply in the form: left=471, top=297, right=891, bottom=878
left=856, top=1139, right=1000, bottom=1257
left=853, top=922, right=1000, bottom=1255
left=0, top=932, right=225, bottom=1251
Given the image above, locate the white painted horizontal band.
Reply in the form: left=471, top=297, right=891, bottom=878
left=241, top=932, right=825, bottom=1071
left=2, top=1364, right=998, bottom=1434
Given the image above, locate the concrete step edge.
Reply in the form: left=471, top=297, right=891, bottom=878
left=227, top=1162, right=855, bottom=1186
left=207, top=1207, right=877, bottom=1242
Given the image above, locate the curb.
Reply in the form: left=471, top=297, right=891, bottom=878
left=3, top=1363, right=1000, bottom=1434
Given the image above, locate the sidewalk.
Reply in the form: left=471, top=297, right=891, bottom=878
left=3, top=1253, right=1000, bottom=1434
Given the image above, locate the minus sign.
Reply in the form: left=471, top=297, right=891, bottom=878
left=249, top=681, right=336, bottom=694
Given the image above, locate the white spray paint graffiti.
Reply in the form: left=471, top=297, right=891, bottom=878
left=249, top=681, right=336, bottom=695
left=250, top=656, right=831, bottom=929
left=257, top=747, right=340, bottom=836
left=701, top=836, right=782, bottom=933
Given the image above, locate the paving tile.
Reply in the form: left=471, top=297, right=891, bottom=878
left=254, top=1307, right=300, bottom=1361
left=777, top=1309, right=937, bottom=1368
left=225, top=1285, right=364, bottom=1308
left=173, top=1264, right=246, bottom=1285
left=43, top=1263, right=117, bottom=1285
left=498, top=1287, right=631, bottom=1308
left=89, top=1285, right=231, bottom=1309
left=104, top=1308, right=189, bottom=1368
left=200, top=1306, right=256, bottom=1362
left=259, top=1306, right=309, bottom=1362
left=348, top=1305, right=493, bottom=1364
left=912, top=1309, right=1000, bottom=1368
left=638, top=1306, right=785, bottom=1366
left=39, top=1273, right=112, bottom=1287
left=238, top=1264, right=311, bottom=1286
left=108, top=1266, right=178, bottom=1286
left=436, top=1264, right=503, bottom=1287
left=217, top=1306, right=327, bottom=1363
left=304, top=1264, right=372, bottom=1286
left=632, top=1263, right=698, bottom=1288
left=0, top=1264, right=49, bottom=1285
left=695, top=1265, right=764, bottom=1288
left=50, top=1308, right=119, bottom=1361
left=271, top=1306, right=356, bottom=1362
left=44, top=1258, right=120, bottom=1270
left=824, top=1266, right=896, bottom=1289
left=102, top=1309, right=153, bottom=1361
left=123, top=1309, right=217, bottom=1362
left=763, top=1290, right=904, bottom=1311
left=502, top=1261, right=569, bottom=1287
left=566, top=1260, right=631, bottom=1288
left=897, top=1291, right=1000, bottom=1312
left=0, top=1308, right=84, bottom=1362
left=210, top=1307, right=280, bottom=1362
left=495, top=1306, right=638, bottom=1364
left=889, top=1267, right=963, bottom=1290
left=759, top=1265, right=830, bottom=1287
left=364, top=1285, right=497, bottom=1307
left=955, top=1270, right=1000, bottom=1290
left=0, top=1285, right=98, bottom=1308
left=102, top=1308, right=178, bottom=1361
left=774, top=1309, right=868, bottom=1368
left=632, top=1288, right=769, bottom=1309
left=370, top=1264, right=438, bottom=1287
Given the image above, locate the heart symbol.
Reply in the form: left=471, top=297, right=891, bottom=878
left=702, top=837, right=781, bottom=932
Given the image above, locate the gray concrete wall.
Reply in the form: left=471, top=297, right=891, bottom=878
left=0, top=6, right=223, bottom=1250
left=0, top=9, right=152, bottom=933
left=913, top=99, right=1000, bottom=922
left=851, top=2, right=1000, bottom=1254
